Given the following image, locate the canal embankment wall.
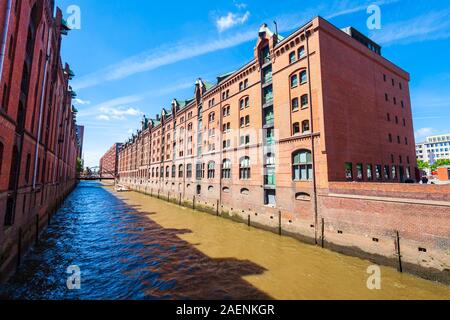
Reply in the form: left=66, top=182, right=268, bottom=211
left=0, top=180, right=78, bottom=283
left=121, top=181, right=450, bottom=284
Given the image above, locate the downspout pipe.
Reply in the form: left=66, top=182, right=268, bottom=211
left=0, top=0, right=12, bottom=83
left=33, top=26, right=53, bottom=189
left=305, top=29, right=319, bottom=245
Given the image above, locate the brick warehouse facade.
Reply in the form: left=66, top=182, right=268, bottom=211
left=99, top=143, right=122, bottom=179
left=0, top=0, right=80, bottom=282
left=118, top=17, right=450, bottom=283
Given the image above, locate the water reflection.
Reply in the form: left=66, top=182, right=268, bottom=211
left=0, top=181, right=269, bottom=300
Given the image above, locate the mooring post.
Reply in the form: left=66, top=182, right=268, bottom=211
left=193, top=196, right=196, bottom=210
left=396, top=230, right=403, bottom=273
left=216, top=200, right=219, bottom=216
left=157, top=189, right=160, bottom=199
left=248, top=215, right=251, bottom=227
left=321, top=217, right=325, bottom=248
left=17, top=228, right=22, bottom=267
left=278, top=211, right=282, bottom=236
left=179, top=193, right=182, bottom=206
left=168, top=192, right=170, bottom=202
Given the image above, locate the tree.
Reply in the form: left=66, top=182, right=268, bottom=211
left=76, top=157, right=83, bottom=175
left=417, top=160, right=429, bottom=171
left=431, top=159, right=450, bottom=171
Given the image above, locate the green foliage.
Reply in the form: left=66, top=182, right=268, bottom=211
left=417, top=160, right=429, bottom=170
left=76, top=158, right=83, bottom=174
left=431, top=159, right=450, bottom=171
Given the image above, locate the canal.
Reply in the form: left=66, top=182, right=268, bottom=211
left=1, top=181, right=449, bottom=300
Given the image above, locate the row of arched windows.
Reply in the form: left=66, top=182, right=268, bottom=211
left=144, top=150, right=313, bottom=182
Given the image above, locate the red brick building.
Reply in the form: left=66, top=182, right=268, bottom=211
left=0, top=0, right=80, bottom=282
left=99, top=143, right=122, bottom=179
left=118, top=17, right=449, bottom=282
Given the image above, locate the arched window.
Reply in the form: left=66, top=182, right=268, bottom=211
left=301, top=94, right=309, bottom=109
left=151, top=168, right=155, bottom=178
left=298, top=46, right=306, bottom=59
left=208, top=112, right=215, bottom=123
left=0, top=141, right=3, bottom=175
left=222, top=187, right=230, bottom=193
left=293, top=122, right=300, bottom=135
left=295, top=192, right=311, bottom=201
left=166, top=166, right=170, bottom=178
left=289, top=51, right=296, bottom=64
left=302, top=120, right=310, bottom=133
left=240, top=97, right=249, bottom=110
left=240, top=188, right=250, bottom=195
left=239, top=157, right=251, bottom=180
left=171, top=165, right=176, bottom=178
left=292, top=97, right=299, bottom=111
left=291, top=74, right=298, bottom=88
left=222, top=159, right=231, bottom=179
left=300, top=70, right=308, bottom=84
left=292, top=150, right=313, bottom=181
left=207, top=161, right=215, bottom=179
left=186, top=164, right=192, bottom=178
left=178, top=164, right=184, bottom=178
left=9, top=145, right=19, bottom=190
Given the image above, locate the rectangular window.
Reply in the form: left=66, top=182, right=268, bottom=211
left=262, top=66, right=272, bottom=84
left=263, top=86, right=273, bottom=105
left=384, top=165, right=390, bottom=180
left=345, top=163, right=353, bottom=180
left=356, top=163, right=363, bottom=180
left=264, top=189, right=276, bottom=206
left=375, top=165, right=382, bottom=180
left=366, top=164, right=373, bottom=181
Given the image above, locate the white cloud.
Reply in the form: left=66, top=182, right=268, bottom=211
left=73, top=98, right=91, bottom=105
left=96, top=115, right=110, bottom=121
left=99, top=106, right=141, bottom=120
left=71, top=0, right=396, bottom=91
left=415, top=128, right=436, bottom=139
left=234, top=2, right=247, bottom=10
left=216, top=11, right=250, bottom=32
left=370, top=9, right=450, bottom=45
left=72, top=30, right=256, bottom=91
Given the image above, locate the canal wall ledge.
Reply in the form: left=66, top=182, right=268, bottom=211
left=0, top=180, right=78, bottom=284
left=120, top=182, right=450, bottom=285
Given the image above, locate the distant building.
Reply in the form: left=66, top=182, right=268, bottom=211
left=416, top=134, right=450, bottom=163
left=99, top=143, right=123, bottom=179
left=76, top=125, right=85, bottom=159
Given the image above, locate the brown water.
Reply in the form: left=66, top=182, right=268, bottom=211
left=1, top=181, right=448, bottom=300
left=116, top=187, right=450, bottom=300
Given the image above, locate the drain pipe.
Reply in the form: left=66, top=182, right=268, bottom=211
left=0, top=0, right=12, bottom=81
left=305, top=29, right=319, bottom=245
left=33, top=27, right=53, bottom=189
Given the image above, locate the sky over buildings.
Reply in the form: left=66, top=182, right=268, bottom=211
left=56, top=0, right=450, bottom=167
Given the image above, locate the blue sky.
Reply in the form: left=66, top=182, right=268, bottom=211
left=55, top=0, right=450, bottom=167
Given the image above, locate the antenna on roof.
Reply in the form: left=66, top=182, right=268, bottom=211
left=273, top=21, right=278, bottom=36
